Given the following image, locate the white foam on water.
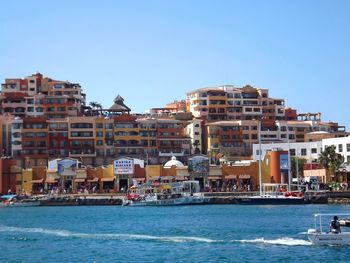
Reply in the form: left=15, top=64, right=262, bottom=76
left=0, top=225, right=217, bottom=243
left=0, top=225, right=312, bottom=245
left=233, top=237, right=312, bottom=246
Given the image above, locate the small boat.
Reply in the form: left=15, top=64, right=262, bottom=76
left=0, top=194, right=40, bottom=207
left=307, top=213, right=350, bottom=245
left=122, top=181, right=205, bottom=206
left=235, top=183, right=308, bottom=205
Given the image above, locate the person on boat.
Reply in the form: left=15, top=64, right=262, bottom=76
left=330, top=216, right=341, bottom=234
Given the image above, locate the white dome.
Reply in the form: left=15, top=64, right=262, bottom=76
left=164, top=156, right=184, bottom=168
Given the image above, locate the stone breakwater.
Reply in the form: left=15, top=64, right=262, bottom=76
left=39, top=195, right=123, bottom=206
left=35, top=191, right=350, bottom=206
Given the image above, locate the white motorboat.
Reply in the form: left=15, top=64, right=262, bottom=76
left=0, top=195, right=40, bottom=207
left=123, top=181, right=205, bottom=206
left=307, top=213, right=350, bottom=245
left=235, top=183, right=307, bottom=205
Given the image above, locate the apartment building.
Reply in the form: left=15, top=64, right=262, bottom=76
left=0, top=73, right=86, bottom=118
left=0, top=114, right=14, bottom=157
left=9, top=114, right=191, bottom=167
left=113, top=114, right=143, bottom=159
left=186, top=85, right=294, bottom=123
left=206, top=120, right=259, bottom=159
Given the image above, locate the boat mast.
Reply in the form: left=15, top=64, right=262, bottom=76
left=258, top=120, right=263, bottom=196
left=287, top=123, right=291, bottom=192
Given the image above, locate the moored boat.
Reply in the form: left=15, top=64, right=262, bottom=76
left=123, top=181, right=205, bottom=206
left=235, top=183, right=308, bottom=205
left=0, top=195, right=40, bottom=207
left=307, top=213, right=350, bottom=245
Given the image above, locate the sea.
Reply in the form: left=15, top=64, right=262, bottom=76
left=1, top=204, right=350, bottom=263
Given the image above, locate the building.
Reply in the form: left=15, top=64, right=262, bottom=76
left=252, top=141, right=322, bottom=163
left=186, top=85, right=293, bottom=122
left=322, top=136, right=350, bottom=171
left=0, top=72, right=86, bottom=118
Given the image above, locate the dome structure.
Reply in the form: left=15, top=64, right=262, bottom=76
left=164, top=156, right=184, bottom=168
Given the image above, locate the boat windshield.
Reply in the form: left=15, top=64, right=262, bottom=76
left=313, top=213, right=350, bottom=233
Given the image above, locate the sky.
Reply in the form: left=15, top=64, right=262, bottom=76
left=1, top=0, right=349, bottom=129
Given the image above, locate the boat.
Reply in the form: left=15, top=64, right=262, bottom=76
left=122, top=181, right=205, bottom=206
left=234, top=183, right=308, bottom=205
left=0, top=194, right=41, bottom=207
left=307, top=213, right=350, bottom=245
left=235, top=121, right=308, bottom=205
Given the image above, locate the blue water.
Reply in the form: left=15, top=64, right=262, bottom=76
left=1, top=204, right=350, bottom=263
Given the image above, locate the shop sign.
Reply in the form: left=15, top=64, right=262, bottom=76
left=114, top=158, right=134, bottom=175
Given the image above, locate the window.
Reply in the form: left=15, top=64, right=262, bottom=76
left=339, top=144, right=343, bottom=152
left=96, top=131, right=103, bottom=137
left=301, top=148, right=307, bottom=156
left=347, top=144, right=350, bottom=152
left=290, top=149, right=296, bottom=156
left=70, top=123, right=93, bottom=129
left=311, top=148, right=317, bottom=154
left=347, top=156, right=350, bottom=163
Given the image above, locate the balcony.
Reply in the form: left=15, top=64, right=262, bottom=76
left=69, top=150, right=96, bottom=158
left=159, top=150, right=186, bottom=157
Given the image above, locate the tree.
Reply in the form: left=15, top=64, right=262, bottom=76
left=89, top=101, right=103, bottom=116
left=318, top=145, right=345, bottom=182
left=291, top=156, right=307, bottom=180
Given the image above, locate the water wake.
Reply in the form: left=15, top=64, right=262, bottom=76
left=0, top=225, right=311, bottom=245
left=233, top=237, right=312, bottom=246
left=0, top=225, right=216, bottom=243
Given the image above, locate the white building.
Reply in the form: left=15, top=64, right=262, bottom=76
left=322, top=136, right=350, bottom=171
left=252, top=141, right=322, bottom=162
left=186, top=119, right=202, bottom=154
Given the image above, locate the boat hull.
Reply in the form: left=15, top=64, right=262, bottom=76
left=125, top=196, right=205, bottom=206
left=0, top=201, right=40, bottom=207
left=234, top=196, right=308, bottom=205
left=308, top=231, right=350, bottom=245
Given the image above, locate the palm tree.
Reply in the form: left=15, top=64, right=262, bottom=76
left=89, top=101, right=103, bottom=116
left=291, top=156, right=307, bottom=180
left=89, top=101, right=98, bottom=109
left=318, top=145, right=345, bottom=182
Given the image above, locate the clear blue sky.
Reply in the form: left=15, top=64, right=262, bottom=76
left=1, top=0, right=349, bottom=129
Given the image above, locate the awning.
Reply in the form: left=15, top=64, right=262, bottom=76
left=225, top=175, right=237, bottom=179
left=45, top=179, right=58, bottom=184
left=101, top=178, right=115, bottom=182
left=31, top=179, right=44, bottom=183
left=74, top=178, right=86, bottom=183
left=209, top=176, right=222, bottom=180
left=175, top=176, right=188, bottom=181
left=239, top=174, right=251, bottom=179
left=87, top=177, right=99, bottom=182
